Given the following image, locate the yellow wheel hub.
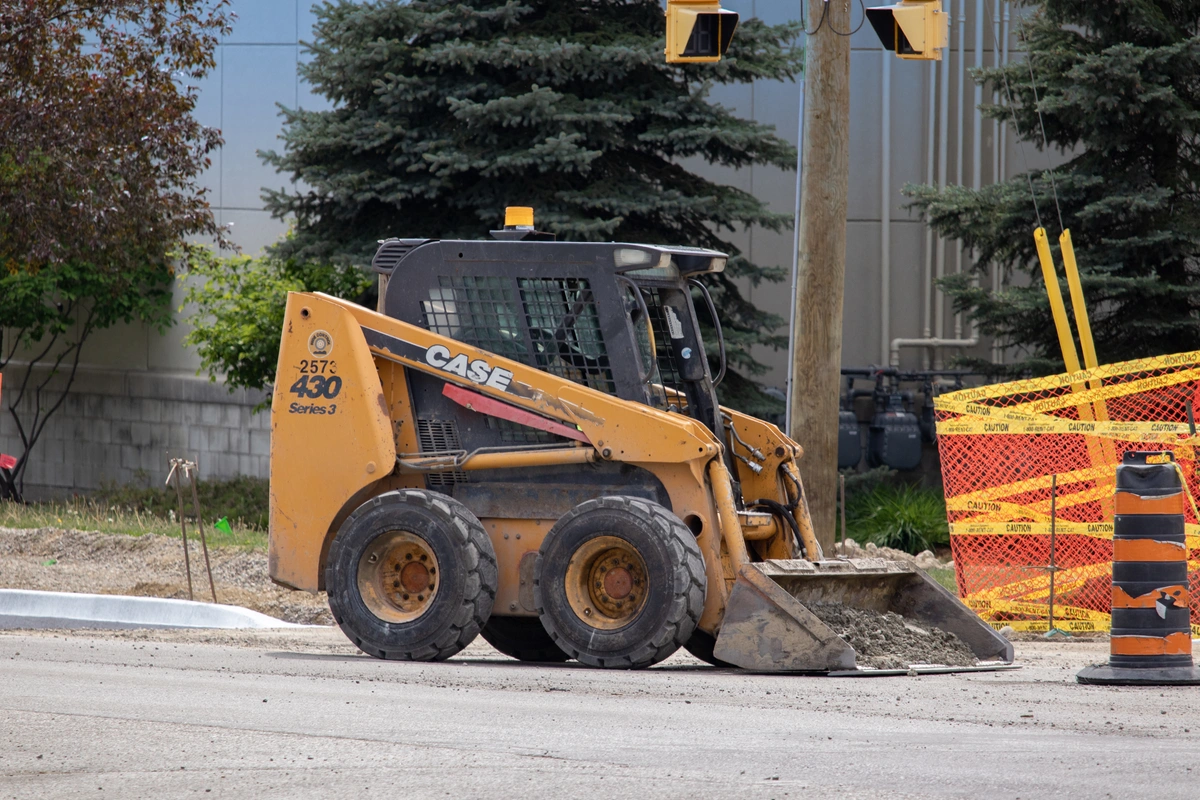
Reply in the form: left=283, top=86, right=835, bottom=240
left=357, top=531, right=440, bottom=623
left=564, top=535, right=648, bottom=630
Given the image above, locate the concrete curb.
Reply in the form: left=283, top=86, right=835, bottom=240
left=0, top=589, right=306, bottom=630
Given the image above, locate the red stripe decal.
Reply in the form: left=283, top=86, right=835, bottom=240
left=442, top=383, right=591, bottom=444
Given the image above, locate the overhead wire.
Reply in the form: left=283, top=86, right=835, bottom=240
left=1019, top=21, right=1066, bottom=233
left=981, top=0, right=1045, bottom=231
left=801, top=0, right=867, bottom=38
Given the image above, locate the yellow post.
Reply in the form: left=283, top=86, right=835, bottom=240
left=1036, top=228, right=1113, bottom=511
left=1060, top=229, right=1115, bottom=425
left=1059, top=230, right=1100, bottom=374
left=1034, top=227, right=1082, bottom=374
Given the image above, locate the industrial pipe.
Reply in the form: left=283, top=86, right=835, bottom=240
left=880, top=53, right=892, bottom=362
left=953, top=0, right=966, bottom=343
left=890, top=336, right=980, bottom=368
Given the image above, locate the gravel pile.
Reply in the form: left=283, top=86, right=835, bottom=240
left=833, top=538, right=951, bottom=570
left=807, top=601, right=977, bottom=670
left=0, top=526, right=332, bottom=625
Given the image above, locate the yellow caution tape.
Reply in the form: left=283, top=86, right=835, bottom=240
left=944, top=499, right=1051, bottom=522
left=1176, top=464, right=1200, bottom=524
left=931, top=351, right=1200, bottom=636
left=966, top=565, right=1109, bottom=603
left=934, top=350, right=1200, bottom=410
left=987, top=619, right=1109, bottom=633
left=945, top=464, right=1114, bottom=506
left=937, top=416, right=1198, bottom=440
left=984, top=620, right=1200, bottom=637
left=946, top=483, right=1110, bottom=519
left=1006, top=368, right=1200, bottom=416
left=966, top=598, right=1110, bottom=622
left=949, top=519, right=1200, bottom=547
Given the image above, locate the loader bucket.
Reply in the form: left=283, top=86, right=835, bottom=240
left=712, top=558, right=1014, bottom=673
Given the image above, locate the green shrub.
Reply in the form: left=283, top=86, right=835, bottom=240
left=845, top=483, right=949, bottom=555
left=94, top=475, right=269, bottom=531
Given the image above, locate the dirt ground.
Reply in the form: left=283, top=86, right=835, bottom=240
left=0, top=524, right=1097, bottom=662
left=0, top=526, right=332, bottom=625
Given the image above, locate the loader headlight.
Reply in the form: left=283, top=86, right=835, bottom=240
left=614, top=248, right=653, bottom=267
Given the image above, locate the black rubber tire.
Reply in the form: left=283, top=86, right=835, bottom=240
left=533, top=496, right=706, bottom=669
left=682, top=629, right=736, bottom=669
left=326, top=489, right=497, bottom=661
left=480, top=616, right=571, bottom=663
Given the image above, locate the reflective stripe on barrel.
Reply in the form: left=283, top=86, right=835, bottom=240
left=1110, top=632, right=1192, bottom=657
left=1114, top=493, right=1187, bottom=516
left=1112, top=539, right=1187, bottom=562
left=1109, top=451, right=1194, bottom=670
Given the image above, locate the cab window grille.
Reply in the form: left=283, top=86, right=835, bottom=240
left=416, top=418, right=467, bottom=487
left=421, top=276, right=527, bottom=360
left=640, top=287, right=689, bottom=405
left=517, top=278, right=616, bottom=395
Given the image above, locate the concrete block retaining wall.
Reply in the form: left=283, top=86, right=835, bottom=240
left=0, top=366, right=269, bottom=499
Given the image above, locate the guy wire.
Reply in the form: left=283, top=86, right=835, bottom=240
left=982, top=0, right=1044, bottom=231
left=1019, top=18, right=1066, bottom=234
left=802, top=0, right=866, bottom=38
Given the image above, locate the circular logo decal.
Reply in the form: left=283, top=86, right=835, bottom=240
left=308, top=330, right=333, bottom=357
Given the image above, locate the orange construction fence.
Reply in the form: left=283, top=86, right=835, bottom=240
left=936, top=350, right=1200, bottom=635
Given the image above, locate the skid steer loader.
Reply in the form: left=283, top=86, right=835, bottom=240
left=268, top=209, right=1012, bottom=672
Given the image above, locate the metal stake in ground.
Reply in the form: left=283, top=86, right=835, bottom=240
left=1044, top=473, right=1070, bottom=639
left=166, top=458, right=194, bottom=601
left=839, top=472, right=847, bottom=547
left=183, top=460, right=218, bottom=604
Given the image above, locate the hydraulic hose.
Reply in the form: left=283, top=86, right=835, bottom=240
left=749, top=497, right=804, bottom=557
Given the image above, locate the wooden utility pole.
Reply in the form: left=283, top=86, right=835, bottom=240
left=789, top=0, right=852, bottom=553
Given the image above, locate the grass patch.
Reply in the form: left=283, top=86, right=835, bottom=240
left=925, top=567, right=958, bottom=594
left=94, top=474, right=269, bottom=531
left=0, top=495, right=267, bottom=552
left=845, top=482, right=949, bottom=555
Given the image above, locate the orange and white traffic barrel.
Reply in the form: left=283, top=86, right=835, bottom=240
left=1078, top=451, right=1200, bottom=685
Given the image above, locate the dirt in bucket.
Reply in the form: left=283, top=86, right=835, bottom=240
left=808, top=602, right=978, bottom=670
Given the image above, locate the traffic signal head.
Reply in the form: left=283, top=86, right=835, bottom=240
left=666, top=1, right=739, bottom=64
left=866, top=0, right=947, bottom=61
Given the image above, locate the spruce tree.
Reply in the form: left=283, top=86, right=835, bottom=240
left=907, top=1, right=1200, bottom=375
left=262, top=0, right=801, bottom=412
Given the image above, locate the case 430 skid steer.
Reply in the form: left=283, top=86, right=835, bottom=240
left=268, top=209, right=1012, bottom=672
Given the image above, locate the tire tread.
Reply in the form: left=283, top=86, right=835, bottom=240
left=327, top=489, right=496, bottom=662
left=534, top=495, right=705, bottom=669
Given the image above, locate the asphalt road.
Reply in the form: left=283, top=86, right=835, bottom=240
left=2, top=628, right=1198, bottom=799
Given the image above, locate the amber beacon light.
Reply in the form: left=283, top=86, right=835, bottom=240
left=866, top=0, right=947, bottom=61
left=665, top=0, right=738, bottom=64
